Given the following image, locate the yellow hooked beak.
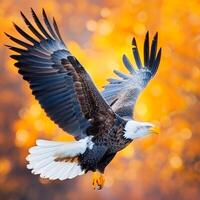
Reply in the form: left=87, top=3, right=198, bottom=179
left=149, top=125, right=160, bottom=135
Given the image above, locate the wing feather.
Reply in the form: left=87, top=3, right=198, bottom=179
left=6, top=9, right=116, bottom=139
left=42, top=9, right=59, bottom=40
left=149, top=32, right=158, bottom=67
left=143, top=31, right=149, bottom=67
left=102, top=32, right=162, bottom=119
left=122, top=54, right=136, bottom=74
left=132, top=37, right=142, bottom=69
left=31, top=8, right=53, bottom=40
left=20, top=11, right=45, bottom=40
left=13, top=23, right=38, bottom=44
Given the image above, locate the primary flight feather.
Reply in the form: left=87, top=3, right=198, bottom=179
left=6, top=9, right=162, bottom=190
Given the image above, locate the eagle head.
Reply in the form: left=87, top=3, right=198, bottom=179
left=123, top=120, right=159, bottom=140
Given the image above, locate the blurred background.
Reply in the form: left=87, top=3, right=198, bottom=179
left=0, top=0, right=200, bottom=199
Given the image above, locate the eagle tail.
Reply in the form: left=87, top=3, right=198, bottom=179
left=26, top=138, right=91, bottom=180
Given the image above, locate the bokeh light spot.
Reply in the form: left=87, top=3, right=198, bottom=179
left=169, top=155, right=183, bottom=169
left=86, top=20, right=97, bottom=32
left=15, top=129, right=29, bottom=147
left=0, top=158, right=11, bottom=176
left=180, top=128, right=192, bottom=140
left=100, top=8, right=111, bottom=18
left=98, top=20, right=113, bottom=35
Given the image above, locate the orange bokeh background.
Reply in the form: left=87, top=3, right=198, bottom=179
left=0, top=0, right=200, bottom=199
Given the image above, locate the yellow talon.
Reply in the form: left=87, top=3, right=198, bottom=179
left=92, top=171, right=105, bottom=190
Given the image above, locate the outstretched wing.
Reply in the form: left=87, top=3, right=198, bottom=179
left=102, top=32, right=162, bottom=119
left=6, top=9, right=116, bottom=140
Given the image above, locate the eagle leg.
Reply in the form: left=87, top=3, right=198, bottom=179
left=92, top=171, right=105, bottom=190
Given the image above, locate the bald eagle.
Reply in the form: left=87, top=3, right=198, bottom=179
left=6, top=9, right=161, bottom=190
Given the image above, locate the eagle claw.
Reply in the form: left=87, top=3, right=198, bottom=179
left=92, top=171, right=105, bottom=190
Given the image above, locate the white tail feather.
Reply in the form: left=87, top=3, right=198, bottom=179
left=26, top=137, right=93, bottom=180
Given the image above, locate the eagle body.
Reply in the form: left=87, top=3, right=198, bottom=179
left=6, top=9, right=161, bottom=189
left=79, top=117, right=129, bottom=173
left=79, top=119, right=154, bottom=173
